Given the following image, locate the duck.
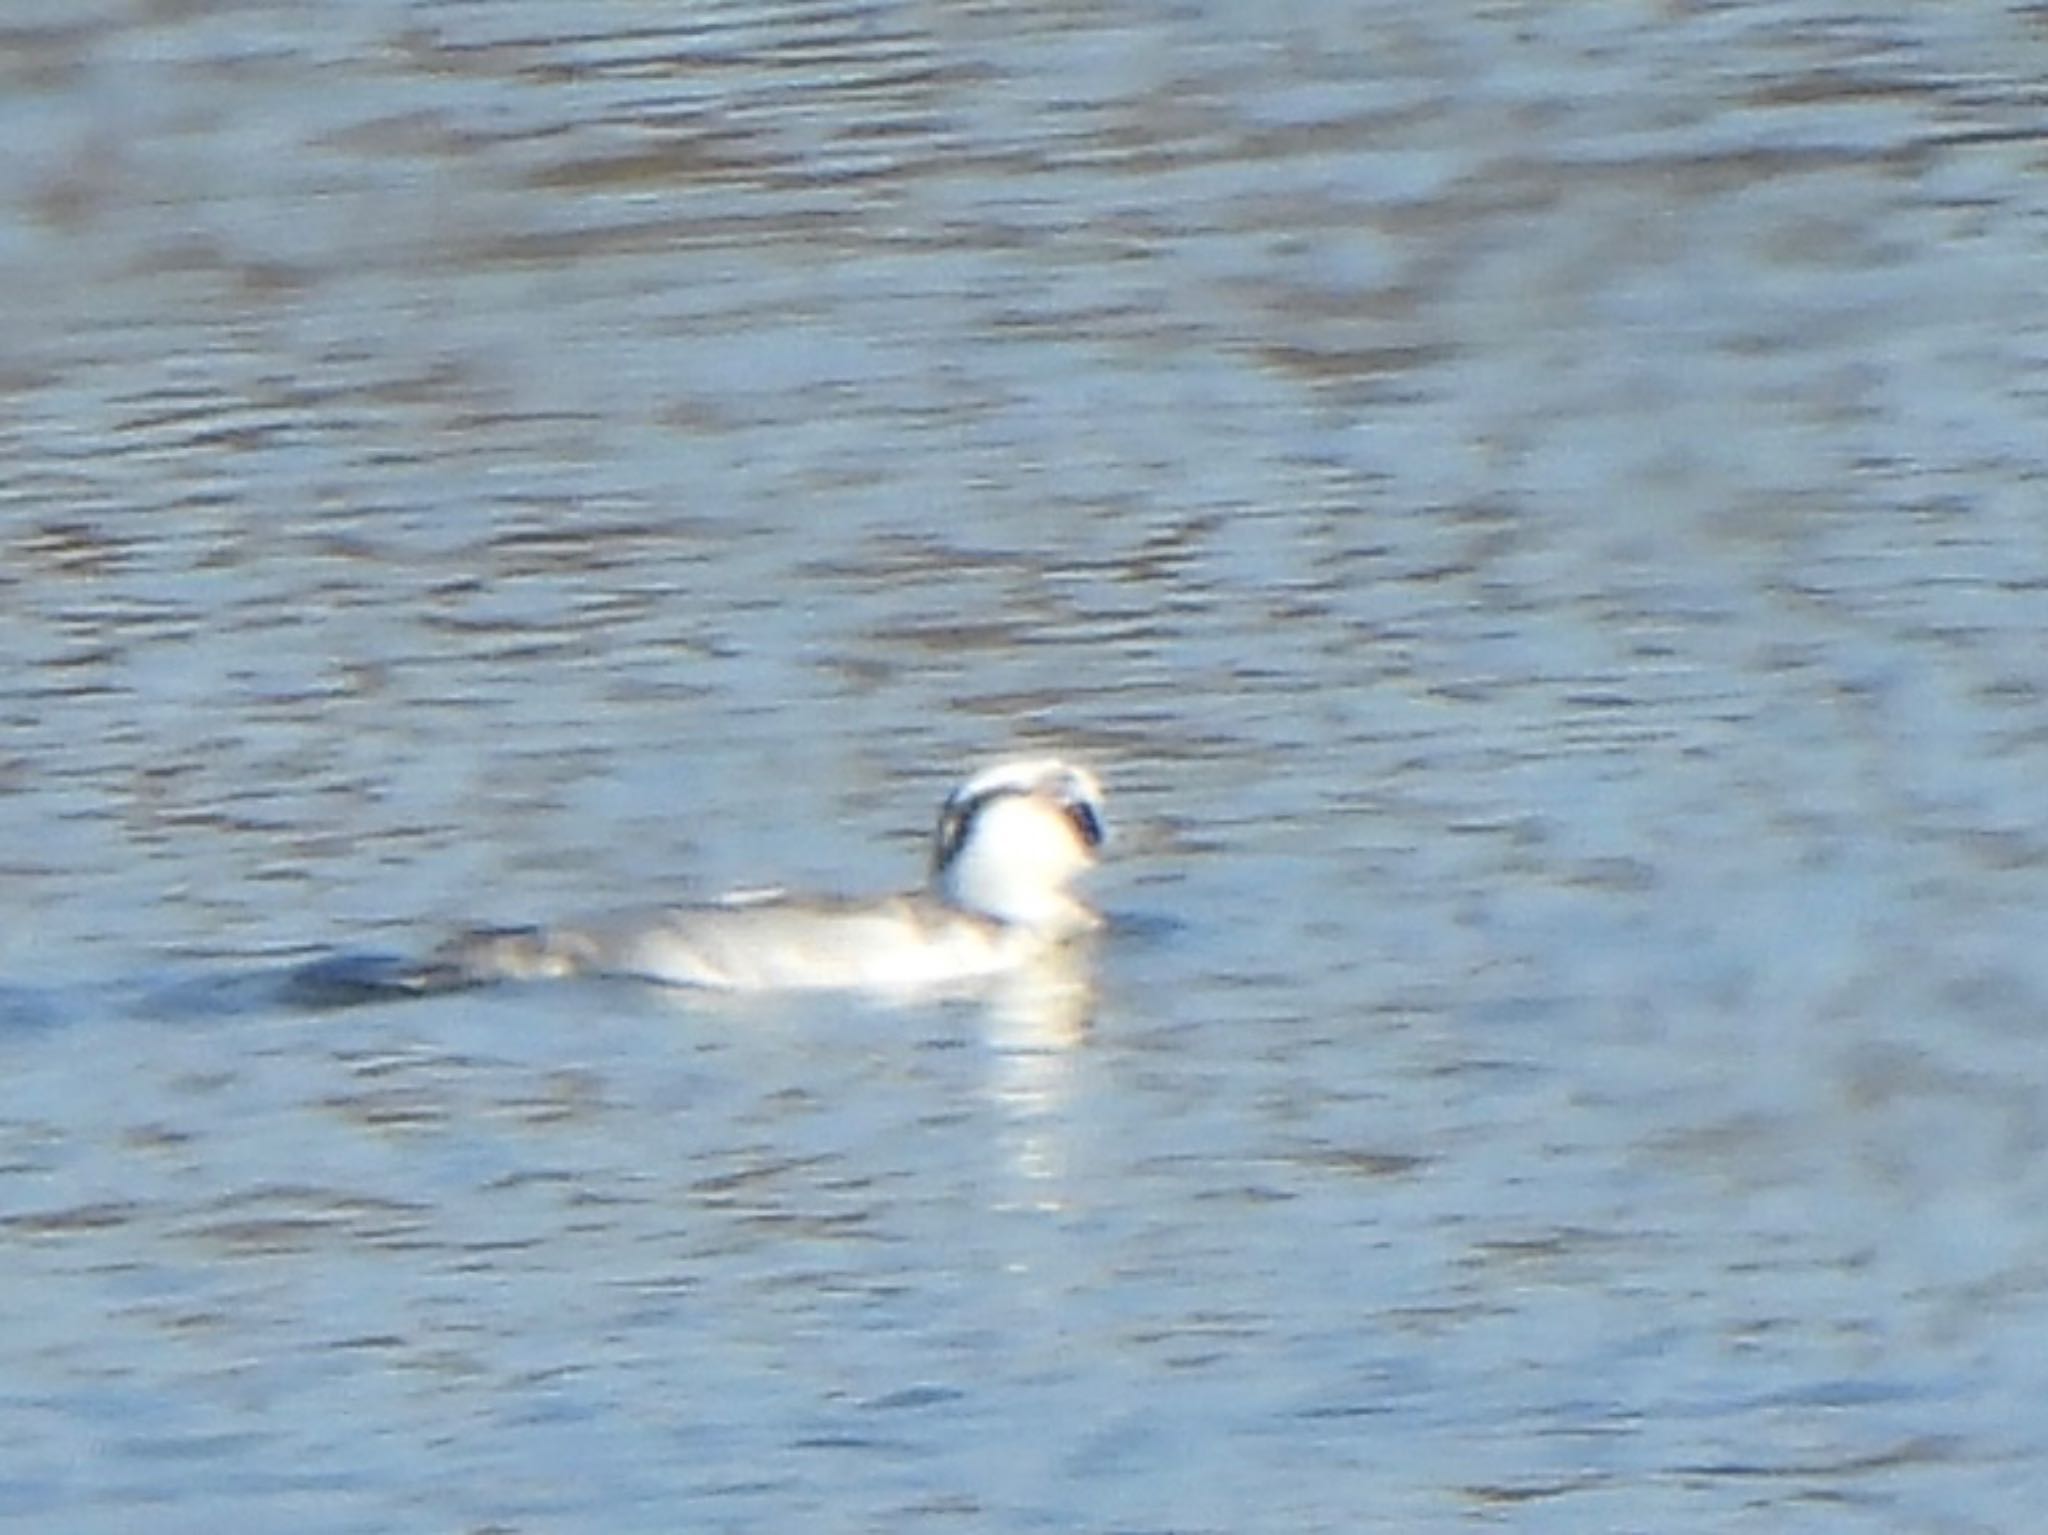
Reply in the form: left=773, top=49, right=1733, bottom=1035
left=392, top=757, right=1107, bottom=995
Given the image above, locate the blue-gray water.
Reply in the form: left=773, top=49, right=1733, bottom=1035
left=4, top=4, right=2048, bottom=1530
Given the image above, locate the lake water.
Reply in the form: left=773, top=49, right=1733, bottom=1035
left=4, top=3, right=2048, bottom=1530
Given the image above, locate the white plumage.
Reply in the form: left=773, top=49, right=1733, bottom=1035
left=407, top=757, right=1108, bottom=995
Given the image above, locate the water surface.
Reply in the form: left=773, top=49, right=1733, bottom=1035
left=4, top=3, right=2048, bottom=1530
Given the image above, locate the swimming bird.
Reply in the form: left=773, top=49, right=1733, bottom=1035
left=396, top=757, right=1107, bottom=995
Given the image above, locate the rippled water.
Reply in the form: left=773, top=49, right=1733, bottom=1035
left=5, top=3, right=2048, bottom=1530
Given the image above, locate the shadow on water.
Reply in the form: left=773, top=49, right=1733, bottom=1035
left=28, top=909, right=1172, bottom=1033
left=0, top=984, right=67, bottom=1034
left=107, top=952, right=434, bottom=1023
left=0, top=954, right=468, bottom=1032
left=109, top=903, right=1177, bottom=1026
left=0, top=951, right=632, bottom=1031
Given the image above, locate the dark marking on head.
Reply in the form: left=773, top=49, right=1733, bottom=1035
left=933, top=773, right=1107, bottom=876
left=1063, top=797, right=1106, bottom=852
left=933, top=799, right=973, bottom=873
left=933, top=783, right=1024, bottom=874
